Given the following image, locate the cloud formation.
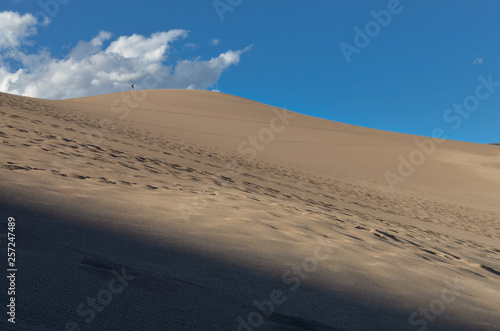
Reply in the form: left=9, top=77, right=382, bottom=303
left=0, top=11, right=38, bottom=50
left=0, top=11, right=250, bottom=99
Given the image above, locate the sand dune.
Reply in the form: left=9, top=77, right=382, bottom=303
left=0, top=90, right=499, bottom=330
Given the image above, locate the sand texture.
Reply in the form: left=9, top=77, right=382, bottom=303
left=0, top=90, right=499, bottom=330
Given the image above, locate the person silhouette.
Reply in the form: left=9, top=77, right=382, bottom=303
left=131, top=84, right=135, bottom=91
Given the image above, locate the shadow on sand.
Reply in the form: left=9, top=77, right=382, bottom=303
left=0, top=200, right=465, bottom=331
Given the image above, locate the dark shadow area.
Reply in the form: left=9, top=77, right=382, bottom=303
left=0, top=199, right=473, bottom=331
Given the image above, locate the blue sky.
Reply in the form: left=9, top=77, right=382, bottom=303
left=1, top=0, right=499, bottom=144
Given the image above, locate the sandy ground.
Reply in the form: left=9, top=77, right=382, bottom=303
left=0, top=90, right=499, bottom=330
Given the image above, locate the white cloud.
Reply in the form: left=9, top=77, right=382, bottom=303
left=0, top=11, right=250, bottom=99
left=91, top=31, right=113, bottom=47
left=183, top=42, right=199, bottom=50
left=0, top=11, right=37, bottom=50
left=68, top=31, right=113, bottom=60
left=105, top=30, right=187, bottom=63
left=171, top=46, right=251, bottom=90
left=210, top=38, right=220, bottom=46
